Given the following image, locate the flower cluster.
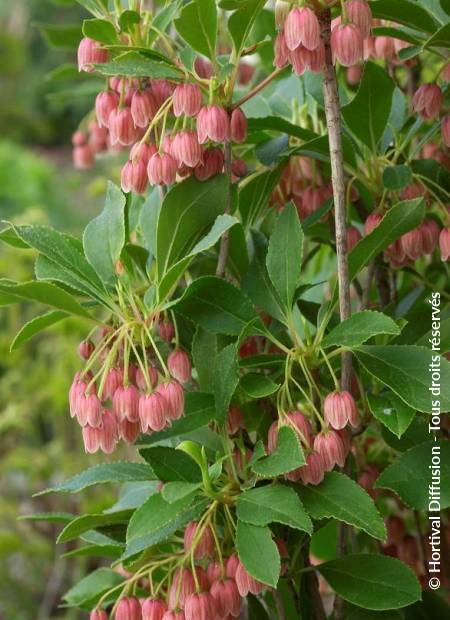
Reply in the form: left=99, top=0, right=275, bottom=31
left=69, top=318, right=191, bottom=454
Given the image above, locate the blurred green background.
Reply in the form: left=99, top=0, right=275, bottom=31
left=0, top=1, right=121, bottom=617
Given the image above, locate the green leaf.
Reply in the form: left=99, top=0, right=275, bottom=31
left=370, top=0, right=438, bottom=33
left=140, top=446, right=202, bottom=483
left=297, top=472, right=386, bottom=540
left=0, top=281, right=91, bottom=319
left=63, top=568, right=124, bottom=608
left=83, top=182, right=126, bottom=285
left=118, top=10, right=141, bottom=34
left=57, top=510, right=131, bottom=543
left=252, top=426, right=305, bottom=478
left=94, top=51, right=182, bottom=79
left=162, top=482, right=202, bottom=504
left=241, top=373, right=279, bottom=398
left=156, top=175, right=228, bottom=285
left=317, top=554, right=421, bottom=610
left=228, top=0, right=266, bottom=54
left=354, top=345, right=450, bottom=413
left=83, top=18, right=118, bottom=44
left=19, top=512, right=75, bottom=524
left=10, top=310, right=67, bottom=351
left=214, top=343, right=240, bottom=423
left=174, top=0, right=217, bottom=60
left=158, top=212, right=238, bottom=301
left=383, top=165, right=413, bottom=190
left=425, top=21, right=450, bottom=48
left=176, top=276, right=258, bottom=335
left=236, top=521, right=280, bottom=588
left=375, top=441, right=450, bottom=509
left=35, top=462, right=155, bottom=495
left=136, top=392, right=216, bottom=443
left=124, top=493, right=208, bottom=559
left=10, top=223, right=105, bottom=296
left=38, top=23, right=82, bottom=49
left=348, top=199, right=425, bottom=283
left=192, top=328, right=217, bottom=393
left=237, top=484, right=312, bottom=534
left=367, top=393, right=415, bottom=438
left=266, top=203, right=303, bottom=312
left=342, top=62, right=395, bottom=151
left=322, top=311, right=401, bottom=349
left=346, top=610, right=402, bottom=620
left=239, top=164, right=286, bottom=228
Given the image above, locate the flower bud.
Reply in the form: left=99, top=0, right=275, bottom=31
left=72, top=130, right=87, bottom=146
left=121, top=159, right=148, bottom=194
left=78, top=37, right=108, bottom=72
left=400, top=182, right=425, bottom=201
left=162, top=613, right=185, bottom=620
left=168, top=350, right=192, bottom=383
left=141, top=599, right=167, bottom=620
left=412, top=84, right=442, bottom=120
left=151, top=79, right=173, bottom=108
left=90, top=610, right=108, bottom=620
left=79, top=339, right=94, bottom=360
left=313, top=429, right=346, bottom=470
left=347, top=225, right=361, bottom=252
left=440, top=228, right=450, bottom=261
left=285, top=7, right=320, bottom=52
left=73, top=145, right=94, bottom=169
left=139, top=392, right=169, bottom=432
left=115, top=596, right=142, bottom=620
left=210, top=579, right=242, bottom=618
left=235, top=562, right=265, bottom=597
left=131, top=89, right=158, bottom=128
left=373, top=36, right=396, bottom=60
left=225, top=554, right=240, bottom=580
left=303, top=42, right=325, bottom=72
left=109, top=107, right=138, bottom=146
left=82, top=425, right=102, bottom=453
left=168, top=568, right=196, bottom=610
left=197, top=105, right=230, bottom=144
left=147, top=152, right=178, bottom=186
left=102, top=368, right=122, bottom=401
left=401, top=228, right=423, bottom=261
left=184, top=593, right=217, bottom=620
left=131, top=141, right=157, bottom=167
left=69, top=373, right=85, bottom=418
left=194, top=147, right=224, bottom=180
left=324, top=390, right=359, bottom=430
left=299, top=450, right=325, bottom=485
left=231, top=159, right=247, bottom=178
left=230, top=108, right=247, bottom=144
left=96, top=91, right=119, bottom=127
left=99, top=409, right=118, bottom=453
left=136, top=366, right=158, bottom=392
left=274, top=31, right=289, bottom=69
left=331, top=23, right=364, bottom=67
left=420, top=219, right=440, bottom=254
left=183, top=521, right=215, bottom=559
left=119, top=419, right=140, bottom=443
left=113, top=385, right=140, bottom=422
left=159, top=319, right=175, bottom=342
left=173, top=83, right=203, bottom=117
left=346, top=0, right=372, bottom=39
left=289, top=46, right=307, bottom=76
left=206, top=561, right=222, bottom=584
left=171, top=131, right=203, bottom=168
left=194, top=56, right=213, bottom=79
left=364, top=212, right=383, bottom=235
left=227, top=405, right=244, bottom=435
left=78, top=392, right=102, bottom=428
left=442, top=115, right=450, bottom=148
left=156, top=381, right=184, bottom=420
left=347, top=64, right=363, bottom=86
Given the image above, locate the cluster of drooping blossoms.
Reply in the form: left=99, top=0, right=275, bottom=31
left=69, top=317, right=192, bottom=454
left=364, top=184, right=450, bottom=267
left=274, top=0, right=373, bottom=74
left=89, top=517, right=284, bottom=619
left=412, top=64, right=450, bottom=148
left=75, top=37, right=248, bottom=186
left=266, top=392, right=358, bottom=487
left=270, top=156, right=333, bottom=221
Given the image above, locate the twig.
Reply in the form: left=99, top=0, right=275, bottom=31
left=216, top=141, right=233, bottom=277
left=273, top=589, right=287, bottom=620
left=232, top=67, right=287, bottom=109
left=302, top=546, right=327, bottom=620
left=320, top=9, right=352, bottom=392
